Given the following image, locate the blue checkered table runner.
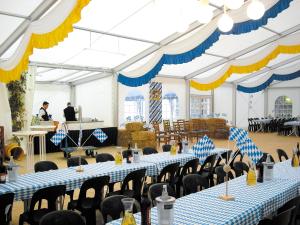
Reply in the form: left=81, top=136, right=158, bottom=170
left=107, top=191, right=261, bottom=225
left=0, top=161, right=157, bottom=201
left=140, top=152, right=196, bottom=173
left=202, top=175, right=299, bottom=217
left=188, top=147, right=229, bottom=157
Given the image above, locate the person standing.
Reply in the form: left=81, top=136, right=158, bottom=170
left=39, top=101, right=50, bottom=121
left=64, top=102, right=77, bottom=121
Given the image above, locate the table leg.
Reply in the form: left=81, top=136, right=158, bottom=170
left=39, top=135, right=46, bottom=161
left=23, top=199, right=31, bottom=212
left=27, top=136, right=34, bottom=172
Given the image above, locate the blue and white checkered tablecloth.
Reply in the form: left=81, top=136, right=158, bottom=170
left=202, top=175, right=299, bottom=217
left=0, top=161, right=157, bottom=201
left=107, top=191, right=261, bottom=225
left=273, top=159, right=300, bottom=182
left=140, top=152, right=196, bottom=173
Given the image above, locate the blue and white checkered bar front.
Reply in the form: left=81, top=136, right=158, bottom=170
left=108, top=191, right=261, bottom=225
left=202, top=175, right=299, bottom=217
left=93, top=128, right=108, bottom=143
left=0, top=161, right=157, bottom=201
left=140, top=152, right=196, bottom=173
left=50, top=129, right=66, bottom=146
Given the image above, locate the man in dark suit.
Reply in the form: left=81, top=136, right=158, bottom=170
left=64, top=102, right=77, bottom=121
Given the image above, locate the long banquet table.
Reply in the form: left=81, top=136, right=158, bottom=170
left=108, top=159, right=300, bottom=225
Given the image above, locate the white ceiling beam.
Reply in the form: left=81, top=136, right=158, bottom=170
left=0, top=11, right=29, bottom=19
left=58, top=71, right=94, bottom=82
left=234, top=54, right=300, bottom=84
left=71, top=72, right=113, bottom=86
left=29, top=61, right=113, bottom=73
left=54, top=71, right=83, bottom=82
left=35, top=81, right=70, bottom=85
left=112, top=8, right=224, bottom=73
left=185, top=24, right=300, bottom=80
left=0, top=0, right=59, bottom=57
left=73, top=26, right=159, bottom=45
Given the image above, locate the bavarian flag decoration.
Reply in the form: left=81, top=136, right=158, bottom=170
left=93, top=128, right=108, bottom=143
left=51, top=129, right=67, bottom=146
left=192, top=135, right=215, bottom=164
left=229, top=127, right=248, bottom=143
left=238, top=137, right=263, bottom=164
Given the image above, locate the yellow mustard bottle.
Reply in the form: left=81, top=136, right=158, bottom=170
left=247, top=167, right=257, bottom=186
left=292, top=152, right=299, bottom=167
left=170, top=143, right=177, bottom=155
left=115, top=152, right=123, bottom=165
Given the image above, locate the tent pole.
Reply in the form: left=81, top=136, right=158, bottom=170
left=232, top=84, right=237, bottom=127
left=185, top=80, right=190, bottom=120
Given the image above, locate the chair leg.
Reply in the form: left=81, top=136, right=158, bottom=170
left=82, top=210, right=96, bottom=225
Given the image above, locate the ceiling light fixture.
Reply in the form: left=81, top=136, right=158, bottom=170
left=247, top=0, right=265, bottom=20
left=218, top=6, right=233, bottom=32
left=197, top=0, right=213, bottom=23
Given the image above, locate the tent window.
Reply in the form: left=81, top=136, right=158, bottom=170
left=274, top=96, right=292, bottom=118
left=124, top=90, right=145, bottom=122
left=190, top=94, right=212, bottom=118
left=162, top=92, right=179, bottom=121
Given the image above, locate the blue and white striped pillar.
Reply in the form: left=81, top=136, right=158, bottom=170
left=149, top=82, right=162, bottom=123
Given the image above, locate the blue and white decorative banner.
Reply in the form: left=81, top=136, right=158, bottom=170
left=117, top=0, right=294, bottom=87
left=229, top=127, right=248, bottom=143
left=51, top=129, right=67, bottom=146
left=238, top=137, right=263, bottom=164
left=93, top=128, right=108, bottom=143
left=237, top=64, right=300, bottom=93
left=149, top=82, right=162, bottom=123
left=192, top=135, right=215, bottom=164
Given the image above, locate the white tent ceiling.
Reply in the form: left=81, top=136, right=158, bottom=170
left=0, top=0, right=300, bottom=85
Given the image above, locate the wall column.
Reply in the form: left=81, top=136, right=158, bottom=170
left=112, top=73, right=119, bottom=127
left=232, top=83, right=237, bottom=126
left=264, top=88, right=268, bottom=117
left=70, top=85, right=76, bottom=105
left=185, top=79, right=190, bottom=120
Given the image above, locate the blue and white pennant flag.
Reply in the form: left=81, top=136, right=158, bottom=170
left=238, top=137, right=263, bottom=164
left=192, top=135, right=215, bottom=164
left=51, top=129, right=67, bottom=146
left=93, top=128, right=108, bottom=143
left=229, top=127, right=248, bottom=143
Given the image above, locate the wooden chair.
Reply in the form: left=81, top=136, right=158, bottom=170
left=152, top=121, right=169, bottom=145
left=163, top=120, right=180, bottom=142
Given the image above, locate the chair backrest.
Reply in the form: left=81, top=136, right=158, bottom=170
left=101, top=195, right=139, bottom=223
left=215, top=165, right=234, bottom=185
left=95, top=153, right=114, bottom=163
left=182, top=174, right=209, bottom=195
left=142, top=147, right=158, bottom=155
left=152, top=122, right=161, bottom=135
left=121, top=169, right=147, bottom=201
left=157, top=162, right=180, bottom=186
left=278, top=196, right=300, bottom=225
left=67, top=157, right=88, bottom=167
left=233, top=161, right=249, bottom=177
left=179, top=158, right=199, bottom=179
left=273, top=206, right=296, bottom=225
left=277, top=149, right=289, bottom=162
left=77, top=176, right=110, bottom=209
left=30, top=185, right=66, bottom=215
left=148, top=183, right=176, bottom=206
left=34, top=161, right=58, bottom=172
left=216, top=151, right=233, bottom=167
left=199, top=154, right=217, bottom=174
left=40, top=210, right=86, bottom=225
left=0, top=193, right=14, bottom=225
left=257, top=153, right=275, bottom=164
left=162, top=144, right=171, bottom=152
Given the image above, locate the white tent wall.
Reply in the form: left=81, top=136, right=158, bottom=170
left=33, top=84, right=71, bottom=122
left=214, top=85, right=233, bottom=125
left=75, top=76, right=114, bottom=127
left=0, top=83, right=12, bottom=142
left=236, top=91, right=265, bottom=129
